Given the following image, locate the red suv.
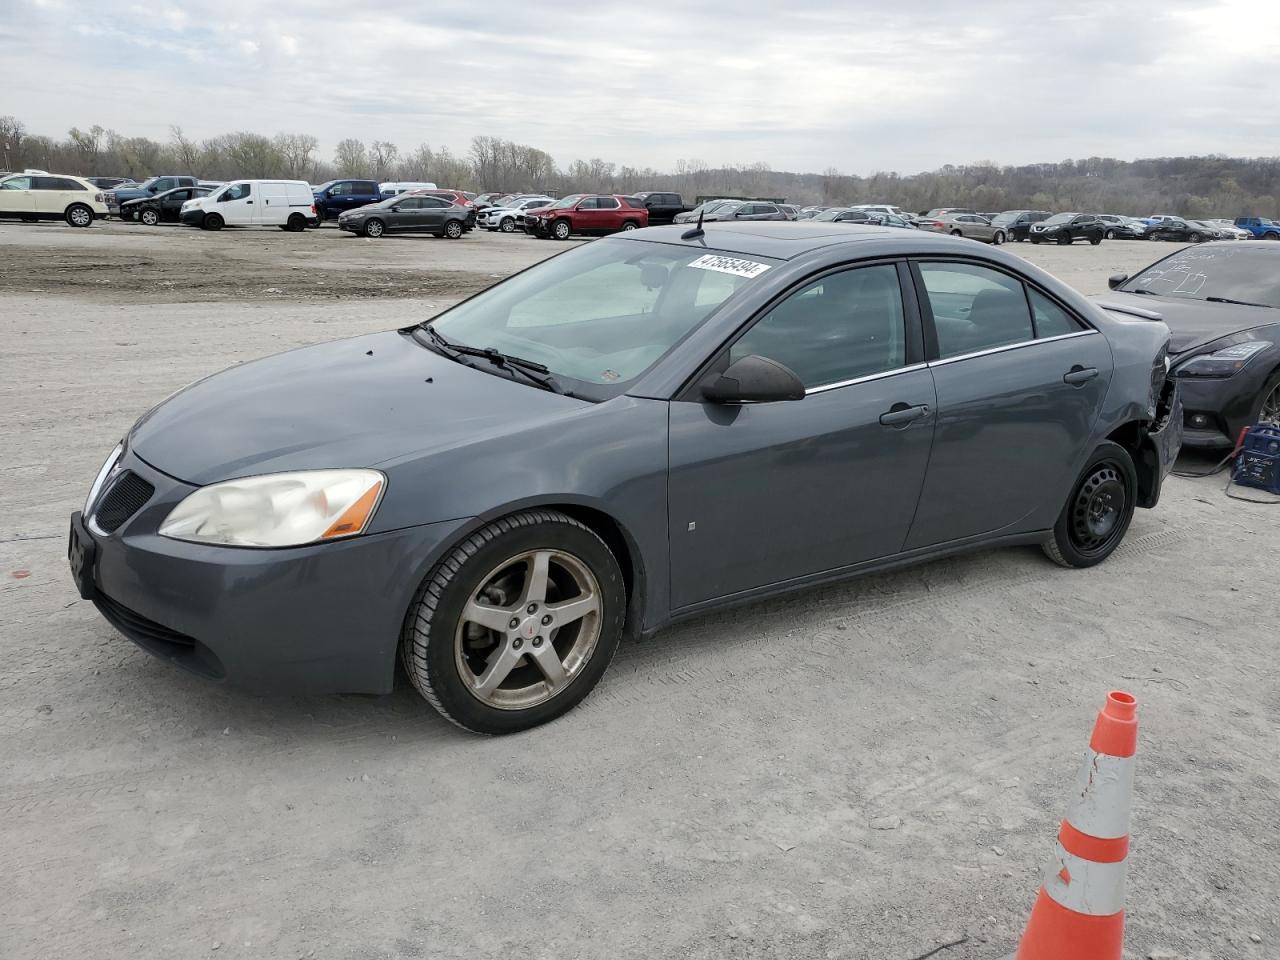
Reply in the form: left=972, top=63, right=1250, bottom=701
left=527, top=194, right=649, bottom=240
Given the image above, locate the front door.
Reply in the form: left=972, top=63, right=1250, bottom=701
left=667, top=261, right=936, bottom=609
left=0, top=176, right=35, bottom=215
left=904, top=259, right=1113, bottom=548
left=217, top=182, right=254, bottom=224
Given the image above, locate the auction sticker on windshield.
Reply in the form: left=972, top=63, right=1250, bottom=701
left=688, top=254, right=772, bottom=279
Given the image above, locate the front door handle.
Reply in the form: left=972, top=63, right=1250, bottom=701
left=879, top=403, right=930, bottom=427
left=1063, top=366, right=1098, bottom=386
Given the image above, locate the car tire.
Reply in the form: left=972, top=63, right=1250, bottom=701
left=552, top=219, right=572, bottom=241
left=139, top=208, right=160, bottom=226
left=1105, top=229, right=1116, bottom=240
left=1043, top=441, right=1137, bottom=569
left=1090, top=234, right=1103, bottom=245
left=1030, top=237, right=1041, bottom=244
left=1189, top=232, right=1203, bottom=243
left=363, top=218, right=384, bottom=238
left=1057, top=233, right=1072, bottom=245
left=1266, top=232, right=1280, bottom=240
left=66, top=203, right=94, bottom=228
left=400, top=509, right=626, bottom=735
left=992, top=230, right=1005, bottom=245
left=1251, top=369, right=1280, bottom=426
left=499, top=217, right=516, bottom=233
left=949, top=228, right=963, bottom=237
left=621, top=220, right=639, bottom=231
left=444, top=220, right=464, bottom=239
left=202, top=213, right=224, bottom=231
left=286, top=214, right=307, bottom=232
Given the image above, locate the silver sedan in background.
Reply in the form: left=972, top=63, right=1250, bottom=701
left=916, top=212, right=1007, bottom=244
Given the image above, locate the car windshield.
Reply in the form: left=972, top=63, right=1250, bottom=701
left=1042, top=213, right=1075, bottom=225
left=814, top=208, right=852, bottom=221
left=991, top=212, right=1020, bottom=224
left=426, top=238, right=777, bottom=398
left=1121, top=246, right=1280, bottom=308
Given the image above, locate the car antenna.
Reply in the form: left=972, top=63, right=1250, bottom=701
left=681, top=206, right=706, bottom=241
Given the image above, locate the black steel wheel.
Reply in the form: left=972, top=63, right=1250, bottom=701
left=202, top=213, right=223, bottom=231
left=1044, top=442, right=1137, bottom=568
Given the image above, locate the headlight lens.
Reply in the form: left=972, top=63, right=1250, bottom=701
left=85, top=442, right=124, bottom=515
left=1175, top=341, right=1268, bottom=378
left=159, top=469, right=385, bottom=547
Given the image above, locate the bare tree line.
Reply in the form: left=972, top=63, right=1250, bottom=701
left=2, top=115, right=1278, bottom=217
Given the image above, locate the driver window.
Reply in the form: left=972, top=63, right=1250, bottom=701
left=329, top=182, right=350, bottom=196
left=730, top=264, right=907, bottom=389
left=222, top=183, right=251, bottom=201
left=1, top=177, right=31, bottom=190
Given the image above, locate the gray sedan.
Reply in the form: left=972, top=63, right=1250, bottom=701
left=70, top=222, right=1181, bottom=733
left=917, top=212, right=1008, bottom=244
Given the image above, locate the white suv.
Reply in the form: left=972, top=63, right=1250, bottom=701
left=478, top=196, right=554, bottom=232
left=0, top=173, right=108, bottom=227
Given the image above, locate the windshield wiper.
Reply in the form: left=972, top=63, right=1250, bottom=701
left=417, top=324, right=568, bottom=394
left=1205, top=296, right=1275, bottom=309
left=1126, top=287, right=1159, bottom=295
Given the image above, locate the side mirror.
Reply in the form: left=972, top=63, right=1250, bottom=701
left=1108, top=273, right=1128, bottom=290
left=700, top=355, right=806, bottom=404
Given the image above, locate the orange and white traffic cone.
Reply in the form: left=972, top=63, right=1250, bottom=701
left=1012, top=690, right=1138, bottom=960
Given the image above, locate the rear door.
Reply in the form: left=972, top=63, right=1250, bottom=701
left=593, top=196, right=622, bottom=230
left=416, top=196, right=451, bottom=231
left=667, top=260, right=935, bottom=608
left=903, top=259, right=1113, bottom=549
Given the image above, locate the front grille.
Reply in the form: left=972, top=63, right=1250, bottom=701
left=93, top=470, right=154, bottom=533
left=96, top=592, right=196, bottom=649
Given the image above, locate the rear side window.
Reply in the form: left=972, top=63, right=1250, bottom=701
left=1029, top=289, right=1086, bottom=338
left=420, top=197, right=449, bottom=208
left=356, top=181, right=377, bottom=194
left=919, top=262, right=1033, bottom=359
left=596, top=197, right=620, bottom=210
left=730, top=264, right=907, bottom=389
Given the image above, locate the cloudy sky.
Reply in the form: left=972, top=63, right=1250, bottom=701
left=4, top=0, right=1278, bottom=174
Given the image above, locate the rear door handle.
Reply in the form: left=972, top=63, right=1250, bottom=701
left=1063, top=366, right=1099, bottom=386
left=879, top=403, right=930, bottom=427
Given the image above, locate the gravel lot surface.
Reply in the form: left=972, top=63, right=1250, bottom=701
left=2, top=222, right=1277, bottom=960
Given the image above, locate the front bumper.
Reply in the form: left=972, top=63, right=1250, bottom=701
left=179, top=208, right=204, bottom=225
left=1174, top=373, right=1265, bottom=448
left=70, top=450, right=470, bottom=695
left=338, top=218, right=362, bottom=233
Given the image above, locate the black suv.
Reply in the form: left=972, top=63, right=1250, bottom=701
left=991, top=210, right=1051, bottom=242
left=1028, top=213, right=1105, bottom=245
left=630, top=192, right=688, bottom=225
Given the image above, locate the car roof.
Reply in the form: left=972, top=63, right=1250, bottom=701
left=624, top=221, right=913, bottom=259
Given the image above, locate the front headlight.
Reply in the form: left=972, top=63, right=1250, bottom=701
left=85, top=442, right=124, bottom=515
left=1175, top=341, right=1268, bottom=378
left=159, top=469, right=385, bottom=547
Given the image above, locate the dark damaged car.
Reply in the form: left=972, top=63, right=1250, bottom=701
left=1100, top=241, right=1280, bottom=447
left=70, top=222, right=1181, bottom=734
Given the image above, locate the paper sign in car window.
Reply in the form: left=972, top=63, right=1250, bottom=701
left=688, top=254, right=772, bottom=279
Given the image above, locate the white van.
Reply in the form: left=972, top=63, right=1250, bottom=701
left=379, top=180, right=438, bottom=198
left=179, top=179, right=315, bottom=231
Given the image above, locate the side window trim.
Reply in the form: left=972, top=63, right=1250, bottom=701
left=673, top=256, right=925, bottom=401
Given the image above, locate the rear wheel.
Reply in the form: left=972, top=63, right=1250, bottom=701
left=443, top=219, right=464, bottom=239
left=620, top=220, right=639, bottom=231
left=66, top=204, right=93, bottom=228
left=363, top=218, right=385, bottom=238
left=286, top=213, right=306, bottom=232
left=1043, top=442, right=1137, bottom=568
left=400, top=509, right=626, bottom=734
left=139, top=207, right=160, bottom=226
left=950, top=228, right=963, bottom=237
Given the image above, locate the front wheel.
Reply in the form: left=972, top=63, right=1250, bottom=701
left=139, top=207, right=160, bottom=226
left=443, top=219, right=464, bottom=239
left=1105, top=229, right=1116, bottom=240
left=552, top=219, right=572, bottom=241
left=1043, top=442, right=1137, bottom=568
left=991, top=230, right=1005, bottom=245
left=499, top=217, right=516, bottom=233
left=1090, top=234, right=1102, bottom=246
left=1057, top=233, right=1072, bottom=245
left=363, top=218, right=384, bottom=238
left=202, top=213, right=223, bottom=231
left=400, top=509, right=626, bottom=734
left=66, top=204, right=94, bottom=228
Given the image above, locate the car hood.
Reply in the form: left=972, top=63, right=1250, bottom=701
left=128, top=330, right=586, bottom=486
left=1092, top=291, right=1280, bottom=354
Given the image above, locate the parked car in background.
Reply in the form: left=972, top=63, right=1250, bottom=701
left=863, top=213, right=917, bottom=230
left=1146, top=218, right=1214, bottom=243
left=1234, top=217, right=1280, bottom=240
left=477, top=196, right=554, bottom=232
left=922, top=207, right=977, bottom=218
left=631, top=192, right=689, bottom=225
left=673, top=199, right=734, bottom=224
left=68, top=223, right=1178, bottom=734
left=379, top=181, right=438, bottom=199
left=180, top=180, right=316, bottom=231
left=104, top=176, right=199, bottom=219
left=520, top=195, right=584, bottom=230
left=337, top=194, right=472, bottom=239
left=1095, top=215, right=1147, bottom=240
left=1101, top=242, right=1280, bottom=447
left=313, top=179, right=381, bottom=222
left=695, top=200, right=789, bottom=223
left=87, top=177, right=136, bottom=190
left=778, top=204, right=801, bottom=220
left=122, top=185, right=214, bottom=225
left=917, top=212, right=1006, bottom=244
left=853, top=204, right=911, bottom=219
left=1204, top=220, right=1250, bottom=240
left=472, top=192, right=509, bottom=208
left=0, top=172, right=107, bottom=226
left=990, top=210, right=1051, bottom=242
left=1029, top=213, right=1105, bottom=245
left=526, top=194, right=649, bottom=239
left=797, top=205, right=832, bottom=220
left=813, top=207, right=873, bottom=223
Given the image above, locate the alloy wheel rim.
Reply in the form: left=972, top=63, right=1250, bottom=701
left=1261, top=384, right=1280, bottom=425
left=72, top=207, right=90, bottom=225
left=368, top=221, right=382, bottom=236
left=447, top=222, right=462, bottom=237
left=454, top=549, right=602, bottom=710
left=1070, top=463, right=1126, bottom=555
